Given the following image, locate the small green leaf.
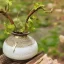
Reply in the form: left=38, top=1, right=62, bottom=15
left=34, top=3, right=44, bottom=10
left=6, top=0, right=12, bottom=6
left=28, top=18, right=33, bottom=23
left=19, top=27, right=25, bottom=32
left=7, top=24, right=15, bottom=29
left=4, top=30, right=10, bottom=34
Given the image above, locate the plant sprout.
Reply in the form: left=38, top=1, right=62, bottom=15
left=0, top=3, right=54, bottom=60
left=0, top=3, right=53, bottom=35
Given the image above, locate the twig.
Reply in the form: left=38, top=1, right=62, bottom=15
left=0, top=10, right=14, bottom=24
left=0, top=10, right=17, bottom=30
left=24, top=6, right=53, bottom=33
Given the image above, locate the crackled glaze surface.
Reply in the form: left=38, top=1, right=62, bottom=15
left=3, top=36, right=38, bottom=60
left=5, top=35, right=34, bottom=47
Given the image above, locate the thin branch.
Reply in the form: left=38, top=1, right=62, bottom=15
left=0, top=10, right=14, bottom=24
left=0, top=10, right=17, bottom=31
left=24, top=6, right=53, bottom=33
left=26, top=7, right=42, bottom=24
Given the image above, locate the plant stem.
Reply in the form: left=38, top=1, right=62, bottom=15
left=0, top=10, right=16, bottom=30
left=24, top=6, right=53, bottom=33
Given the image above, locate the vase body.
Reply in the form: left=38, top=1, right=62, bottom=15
left=3, top=35, right=38, bottom=60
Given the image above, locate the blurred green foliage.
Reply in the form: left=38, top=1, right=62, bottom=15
left=38, top=27, right=60, bottom=55
left=0, top=0, right=63, bottom=58
left=0, top=30, right=8, bottom=48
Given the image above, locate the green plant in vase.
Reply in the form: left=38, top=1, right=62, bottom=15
left=0, top=3, right=53, bottom=60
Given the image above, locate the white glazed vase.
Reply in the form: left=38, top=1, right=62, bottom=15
left=3, top=35, right=38, bottom=60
